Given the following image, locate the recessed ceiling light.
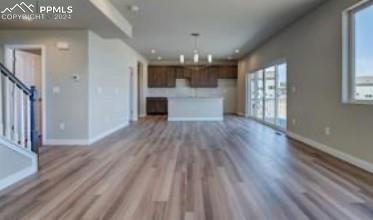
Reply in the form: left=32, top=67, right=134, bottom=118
left=128, top=5, right=140, bottom=12
left=151, top=49, right=156, bottom=54
left=235, top=49, right=240, bottom=54
left=157, top=56, right=162, bottom=60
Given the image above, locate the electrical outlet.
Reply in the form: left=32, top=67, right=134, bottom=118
left=59, top=122, right=65, bottom=130
left=292, top=86, right=296, bottom=93
left=325, top=127, right=331, bottom=136
left=292, top=118, right=297, bottom=126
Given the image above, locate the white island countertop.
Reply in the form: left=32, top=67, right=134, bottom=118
left=167, top=97, right=224, bottom=121
left=167, top=96, right=223, bottom=100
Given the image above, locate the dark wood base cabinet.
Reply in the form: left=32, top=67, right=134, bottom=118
left=146, top=97, right=168, bottom=115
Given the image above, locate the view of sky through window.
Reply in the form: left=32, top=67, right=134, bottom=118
left=355, top=4, right=373, bottom=77
left=354, top=4, right=373, bottom=100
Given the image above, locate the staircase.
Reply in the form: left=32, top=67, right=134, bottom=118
left=0, top=63, right=39, bottom=191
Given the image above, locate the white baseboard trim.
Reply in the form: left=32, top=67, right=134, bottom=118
left=287, top=131, right=373, bottom=174
left=44, top=139, right=89, bottom=146
left=0, top=166, right=37, bottom=192
left=44, top=122, right=130, bottom=146
left=88, top=121, right=129, bottom=145
left=168, top=117, right=224, bottom=122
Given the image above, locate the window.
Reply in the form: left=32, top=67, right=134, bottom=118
left=276, top=64, right=287, bottom=128
left=343, top=1, right=373, bottom=103
left=247, top=62, right=287, bottom=129
left=249, top=70, right=264, bottom=120
left=264, top=67, right=276, bottom=124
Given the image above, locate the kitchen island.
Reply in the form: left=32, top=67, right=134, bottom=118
left=168, top=97, right=223, bottom=121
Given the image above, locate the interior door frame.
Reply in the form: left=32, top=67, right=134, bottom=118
left=137, top=62, right=143, bottom=118
left=129, top=66, right=135, bottom=121
left=4, top=44, right=47, bottom=145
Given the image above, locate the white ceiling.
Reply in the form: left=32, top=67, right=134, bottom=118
left=110, top=0, right=326, bottom=61
left=0, top=0, right=326, bottom=61
left=0, top=0, right=129, bottom=39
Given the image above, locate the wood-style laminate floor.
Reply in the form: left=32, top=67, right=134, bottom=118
left=1, top=116, right=373, bottom=220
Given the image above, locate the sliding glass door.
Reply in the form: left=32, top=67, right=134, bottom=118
left=276, top=64, right=287, bottom=128
left=249, top=74, right=257, bottom=118
left=264, top=67, right=276, bottom=124
left=247, top=62, right=287, bottom=129
left=249, top=70, right=264, bottom=120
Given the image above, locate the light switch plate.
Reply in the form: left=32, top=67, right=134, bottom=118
left=325, top=127, right=331, bottom=136
left=59, top=123, right=65, bottom=130
left=292, top=118, right=297, bottom=126
left=97, top=87, right=103, bottom=94
left=292, top=86, right=296, bottom=93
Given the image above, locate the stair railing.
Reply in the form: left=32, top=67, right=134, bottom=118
left=0, top=62, right=38, bottom=155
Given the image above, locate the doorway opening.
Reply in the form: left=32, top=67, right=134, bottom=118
left=137, top=62, right=144, bottom=118
left=4, top=45, right=46, bottom=145
left=129, top=66, right=135, bottom=122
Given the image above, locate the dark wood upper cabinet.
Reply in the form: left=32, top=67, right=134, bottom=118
left=218, top=65, right=238, bottom=79
left=148, top=66, right=175, bottom=88
left=148, top=66, right=160, bottom=87
left=190, top=66, right=217, bottom=88
left=166, top=67, right=176, bottom=87
left=189, top=67, right=202, bottom=87
left=148, top=65, right=237, bottom=88
left=175, top=66, right=185, bottom=79
left=208, top=66, right=218, bottom=87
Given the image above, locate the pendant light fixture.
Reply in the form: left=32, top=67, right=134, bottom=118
left=207, top=54, right=213, bottom=63
left=182, top=33, right=212, bottom=64
left=193, top=53, right=199, bottom=63
left=180, top=54, right=185, bottom=64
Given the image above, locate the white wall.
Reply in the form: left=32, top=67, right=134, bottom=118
left=88, top=31, right=147, bottom=140
left=0, top=142, right=37, bottom=191
left=148, top=79, right=237, bottom=113
left=238, top=0, right=373, bottom=164
left=0, top=30, right=148, bottom=145
left=0, top=30, right=90, bottom=142
left=0, top=145, right=32, bottom=180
